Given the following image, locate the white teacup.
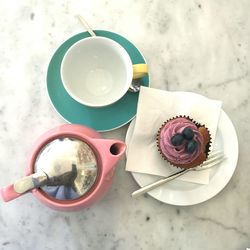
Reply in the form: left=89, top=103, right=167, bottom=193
left=61, top=36, right=148, bottom=107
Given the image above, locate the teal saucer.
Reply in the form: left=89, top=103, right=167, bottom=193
left=47, top=30, right=149, bottom=132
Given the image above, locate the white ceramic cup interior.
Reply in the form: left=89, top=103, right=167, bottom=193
left=61, top=37, right=133, bottom=107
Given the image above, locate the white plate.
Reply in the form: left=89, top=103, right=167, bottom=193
left=125, top=93, right=239, bottom=206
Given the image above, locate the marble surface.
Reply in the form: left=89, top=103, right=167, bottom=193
left=0, top=0, right=250, bottom=249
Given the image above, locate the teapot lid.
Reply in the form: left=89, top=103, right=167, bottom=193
left=34, top=137, right=98, bottom=200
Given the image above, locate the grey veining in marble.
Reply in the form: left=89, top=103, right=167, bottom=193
left=0, top=0, right=250, bottom=250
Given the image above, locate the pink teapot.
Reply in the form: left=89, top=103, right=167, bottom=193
left=0, top=124, right=126, bottom=211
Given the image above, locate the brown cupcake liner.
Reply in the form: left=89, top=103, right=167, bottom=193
left=156, top=115, right=212, bottom=169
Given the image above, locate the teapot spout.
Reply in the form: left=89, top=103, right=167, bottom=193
left=109, top=141, right=126, bottom=157
left=91, top=139, right=126, bottom=176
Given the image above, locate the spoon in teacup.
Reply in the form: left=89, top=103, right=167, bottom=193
left=76, top=14, right=142, bottom=93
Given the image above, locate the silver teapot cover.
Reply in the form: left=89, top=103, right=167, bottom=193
left=34, top=137, right=98, bottom=200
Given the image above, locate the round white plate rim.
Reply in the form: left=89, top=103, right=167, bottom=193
left=125, top=91, right=239, bottom=206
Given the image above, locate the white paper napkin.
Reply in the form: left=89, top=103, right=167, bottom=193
left=126, top=87, right=222, bottom=184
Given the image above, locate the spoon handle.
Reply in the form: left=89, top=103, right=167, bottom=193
left=76, top=15, right=96, bottom=37
left=131, top=169, right=188, bottom=198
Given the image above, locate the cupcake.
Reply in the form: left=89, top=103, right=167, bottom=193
left=157, top=116, right=211, bottom=169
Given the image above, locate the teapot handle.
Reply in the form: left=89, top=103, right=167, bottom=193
left=0, top=184, right=23, bottom=202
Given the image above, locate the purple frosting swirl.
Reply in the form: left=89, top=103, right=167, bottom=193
left=159, top=118, right=204, bottom=165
